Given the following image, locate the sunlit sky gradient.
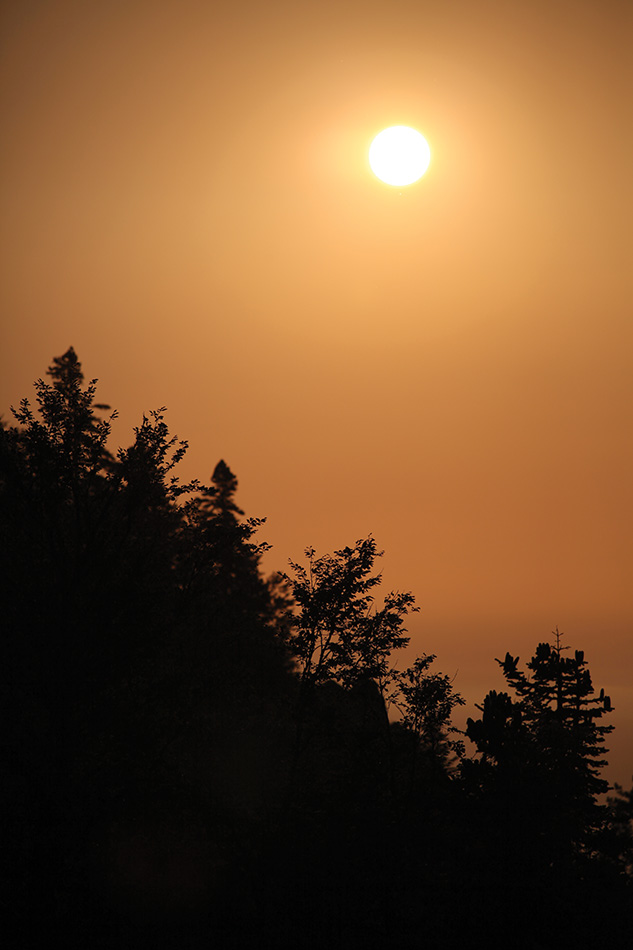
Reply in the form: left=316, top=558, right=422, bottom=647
left=2, top=0, right=631, bottom=785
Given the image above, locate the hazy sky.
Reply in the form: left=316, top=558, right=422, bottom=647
left=1, top=0, right=631, bottom=784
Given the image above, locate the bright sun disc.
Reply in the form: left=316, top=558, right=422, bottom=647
left=369, top=126, right=431, bottom=186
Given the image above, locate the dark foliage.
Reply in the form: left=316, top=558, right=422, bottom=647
left=462, top=629, right=632, bottom=943
left=280, top=537, right=416, bottom=692
left=465, top=629, right=615, bottom=853
left=2, top=350, right=631, bottom=949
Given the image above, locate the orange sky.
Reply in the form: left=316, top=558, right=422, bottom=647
left=1, top=0, right=632, bottom=786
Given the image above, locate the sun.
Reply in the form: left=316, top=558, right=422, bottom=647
left=369, top=126, right=431, bottom=186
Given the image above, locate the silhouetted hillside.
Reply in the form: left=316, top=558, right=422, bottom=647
left=2, top=350, right=632, bottom=948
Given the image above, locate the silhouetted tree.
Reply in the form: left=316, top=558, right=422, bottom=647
left=9, top=345, right=115, bottom=481
left=393, top=654, right=465, bottom=781
left=499, top=630, right=613, bottom=836
left=178, top=459, right=272, bottom=616
left=459, top=635, right=633, bottom=945
left=277, top=537, right=418, bottom=856
left=465, top=629, right=615, bottom=884
left=462, top=688, right=527, bottom=787
left=281, top=536, right=416, bottom=692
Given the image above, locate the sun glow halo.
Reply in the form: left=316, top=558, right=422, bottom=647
left=369, top=126, right=431, bottom=186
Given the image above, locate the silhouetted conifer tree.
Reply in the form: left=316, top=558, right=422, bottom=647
left=465, top=629, right=615, bottom=884
left=179, top=459, right=271, bottom=615
left=501, top=630, right=612, bottom=839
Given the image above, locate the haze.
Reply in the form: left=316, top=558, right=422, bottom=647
left=1, top=0, right=631, bottom=785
